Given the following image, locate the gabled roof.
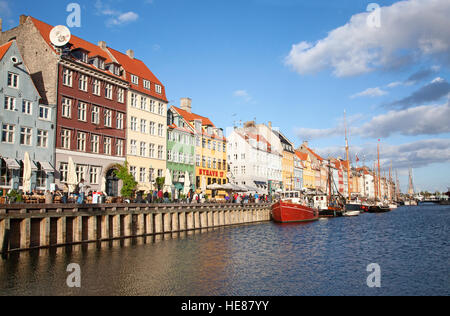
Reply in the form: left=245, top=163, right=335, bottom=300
left=295, top=151, right=309, bottom=162
left=168, top=123, right=194, bottom=135
left=172, top=106, right=215, bottom=127
left=29, top=17, right=125, bottom=80
left=0, top=41, right=13, bottom=60
left=302, top=144, right=324, bottom=161
left=236, top=130, right=272, bottom=153
left=107, top=47, right=168, bottom=102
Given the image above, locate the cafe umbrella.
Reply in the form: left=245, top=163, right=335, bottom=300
left=22, top=152, right=32, bottom=193
left=67, top=156, right=78, bottom=193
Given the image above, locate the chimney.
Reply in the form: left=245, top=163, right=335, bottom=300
left=19, top=15, right=27, bottom=25
left=126, top=49, right=134, bottom=59
left=303, top=141, right=309, bottom=148
left=98, top=41, right=107, bottom=50
left=180, top=97, right=192, bottom=113
left=0, top=18, right=2, bottom=33
left=268, top=121, right=272, bottom=129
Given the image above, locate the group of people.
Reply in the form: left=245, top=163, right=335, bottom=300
left=225, top=193, right=271, bottom=204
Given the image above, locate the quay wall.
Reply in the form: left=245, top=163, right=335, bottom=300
left=0, top=203, right=272, bottom=253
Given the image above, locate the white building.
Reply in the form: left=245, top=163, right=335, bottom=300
left=227, top=125, right=282, bottom=194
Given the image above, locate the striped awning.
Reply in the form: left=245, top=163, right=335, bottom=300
left=38, top=161, right=54, bottom=172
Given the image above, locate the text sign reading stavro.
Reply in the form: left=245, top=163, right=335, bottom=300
left=181, top=300, right=270, bottom=313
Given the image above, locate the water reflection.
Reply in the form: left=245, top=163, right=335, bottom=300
left=0, top=206, right=449, bottom=296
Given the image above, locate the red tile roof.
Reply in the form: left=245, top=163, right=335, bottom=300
left=0, top=41, right=13, bottom=60
left=172, top=106, right=215, bottom=127
left=237, top=130, right=272, bottom=152
left=303, top=145, right=324, bottom=161
left=29, top=17, right=125, bottom=80
left=107, top=47, right=168, bottom=102
left=168, top=123, right=194, bottom=135
left=295, top=151, right=309, bottom=162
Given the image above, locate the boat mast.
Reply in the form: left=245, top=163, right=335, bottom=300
left=327, top=159, right=332, bottom=206
left=377, top=140, right=381, bottom=202
left=344, top=110, right=351, bottom=203
left=373, top=162, right=378, bottom=202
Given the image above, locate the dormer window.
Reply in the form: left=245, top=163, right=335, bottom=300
left=155, top=84, right=162, bottom=94
left=98, top=59, right=105, bottom=70
left=80, top=51, right=88, bottom=63
left=143, top=80, right=151, bottom=90
left=131, top=75, right=139, bottom=85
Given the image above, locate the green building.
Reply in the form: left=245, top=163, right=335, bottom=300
left=167, top=107, right=196, bottom=195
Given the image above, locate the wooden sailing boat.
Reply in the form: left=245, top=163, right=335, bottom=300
left=368, top=140, right=391, bottom=213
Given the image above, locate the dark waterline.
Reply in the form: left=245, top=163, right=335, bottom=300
left=0, top=205, right=449, bottom=296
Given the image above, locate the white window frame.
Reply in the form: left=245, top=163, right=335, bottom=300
left=37, top=129, right=48, bottom=148
left=78, top=102, right=87, bottom=122
left=7, top=72, right=19, bottom=88
left=22, top=100, right=32, bottom=115
left=62, top=68, right=73, bottom=87
left=39, top=105, right=51, bottom=121
left=79, top=74, right=88, bottom=92
left=20, top=127, right=33, bottom=146
left=77, top=132, right=87, bottom=152
left=4, top=96, right=16, bottom=111
left=61, top=129, right=71, bottom=149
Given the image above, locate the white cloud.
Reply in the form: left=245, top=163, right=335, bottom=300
left=351, top=87, right=388, bottom=99
left=285, top=0, right=450, bottom=77
left=295, top=102, right=450, bottom=140
left=233, top=90, right=253, bottom=102
left=94, top=0, right=139, bottom=27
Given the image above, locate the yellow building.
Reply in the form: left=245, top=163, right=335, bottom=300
left=109, top=48, right=168, bottom=192
left=173, top=99, right=227, bottom=195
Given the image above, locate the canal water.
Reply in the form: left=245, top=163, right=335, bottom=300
left=0, top=205, right=448, bottom=296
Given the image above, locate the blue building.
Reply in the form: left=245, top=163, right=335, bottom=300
left=0, top=41, right=56, bottom=192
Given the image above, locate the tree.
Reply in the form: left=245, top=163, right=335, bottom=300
left=114, top=162, right=137, bottom=198
left=155, top=177, right=165, bottom=190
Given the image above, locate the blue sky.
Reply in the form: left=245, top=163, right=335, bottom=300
left=1, top=0, right=449, bottom=193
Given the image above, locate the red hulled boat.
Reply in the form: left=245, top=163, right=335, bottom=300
left=272, top=201, right=319, bottom=223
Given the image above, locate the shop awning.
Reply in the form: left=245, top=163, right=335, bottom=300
left=38, top=161, right=54, bottom=172
left=3, top=158, right=20, bottom=170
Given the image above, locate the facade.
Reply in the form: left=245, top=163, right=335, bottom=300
left=227, top=123, right=279, bottom=194
left=108, top=47, right=168, bottom=192
left=293, top=153, right=303, bottom=191
left=276, top=131, right=295, bottom=191
left=296, top=151, right=314, bottom=189
left=172, top=99, right=227, bottom=193
left=167, top=106, right=195, bottom=193
left=0, top=40, right=56, bottom=191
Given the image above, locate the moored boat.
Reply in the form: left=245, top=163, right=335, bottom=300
left=368, top=205, right=391, bottom=213
left=343, top=210, right=360, bottom=216
left=319, top=206, right=344, bottom=218
left=272, top=201, right=319, bottom=223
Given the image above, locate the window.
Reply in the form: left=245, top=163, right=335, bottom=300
left=158, top=169, right=163, bottom=178
left=62, top=98, right=72, bottom=118
left=158, top=145, right=164, bottom=159
left=104, top=109, right=112, bottom=127
left=105, top=84, right=113, bottom=99
left=208, top=157, right=211, bottom=168
left=149, top=143, right=155, bottom=158
left=91, top=134, right=99, bottom=153
left=22, top=100, right=32, bottom=115
left=140, top=119, right=147, bottom=134
left=79, top=74, right=88, bottom=92
left=90, top=167, right=100, bottom=185
left=116, top=113, right=124, bottom=130
left=61, top=129, right=71, bottom=149
left=202, top=156, right=206, bottom=168
left=59, top=163, right=68, bottom=182
left=149, top=122, right=156, bottom=135
left=167, top=150, right=172, bottom=162
left=104, top=137, right=112, bottom=155
left=130, top=140, right=137, bottom=155
left=149, top=100, right=156, bottom=113
left=143, top=80, right=151, bottom=90
left=93, top=79, right=101, bottom=96
left=116, top=139, right=124, bottom=156
left=76, top=165, right=87, bottom=183
left=20, top=127, right=32, bottom=146
left=140, top=96, right=147, bottom=110
left=139, top=168, right=146, bottom=183
left=131, top=75, right=139, bottom=85
left=4, top=96, right=15, bottom=111
left=78, top=102, right=87, bottom=121
left=91, top=106, right=100, bottom=124
left=117, top=88, right=124, bottom=103
left=158, top=124, right=164, bottom=137
left=196, top=155, right=200, bottom=167
left=158, top=103, right=164, bottom=115
left=140, top=142, right=146, bottom=157
left=77, top=132, right=87, bottom=151
left=39, top=105, right=50, bottom=120
left=2, top=124, right=14, bottom=143
left=62, top=68, right=73, bottom=86
left=131, top=93, right=138, bottom=108
left=155, top=84, right=162, bottom=94
left=7, top=72, right=19, bottom=88
left=130, top=117, right=137, bottom=131
left=130, top=166, right=137, bottom=181
left=98, top=59, right=105, bottom=70
left=213, top=159, right=217, bottom=169
left=37, top=130, right=48, bottom=148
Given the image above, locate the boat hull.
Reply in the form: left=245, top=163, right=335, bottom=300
left=272, top=201, right=319, bottom=223
left=368, top=206, right=391, bottom=213
left=343, top=211, right=360, bottom=217
left=319, top=207, right=344, bottom=217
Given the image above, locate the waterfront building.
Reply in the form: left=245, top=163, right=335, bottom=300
left=293, top=153, right=304, bottom=191
left=297, top=142, right=326, bottom=192
left=358, top=166, right=375, bottom=199
left=0, top=40, right=56, bottom=191
left=167, top=105, right=195, bottom=194
left=296, top=151, right=314, bottom=189
left=108, top=47, right=168, bottom=192
left=172, top=99, right=227, bottom=194
left=275, top=131, right=295, bottom=191
left=1, top=16, right=131, bottom=195
left=254, top=122, right=284, bottom=194
left=227, top=122, right=280, bottom=194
